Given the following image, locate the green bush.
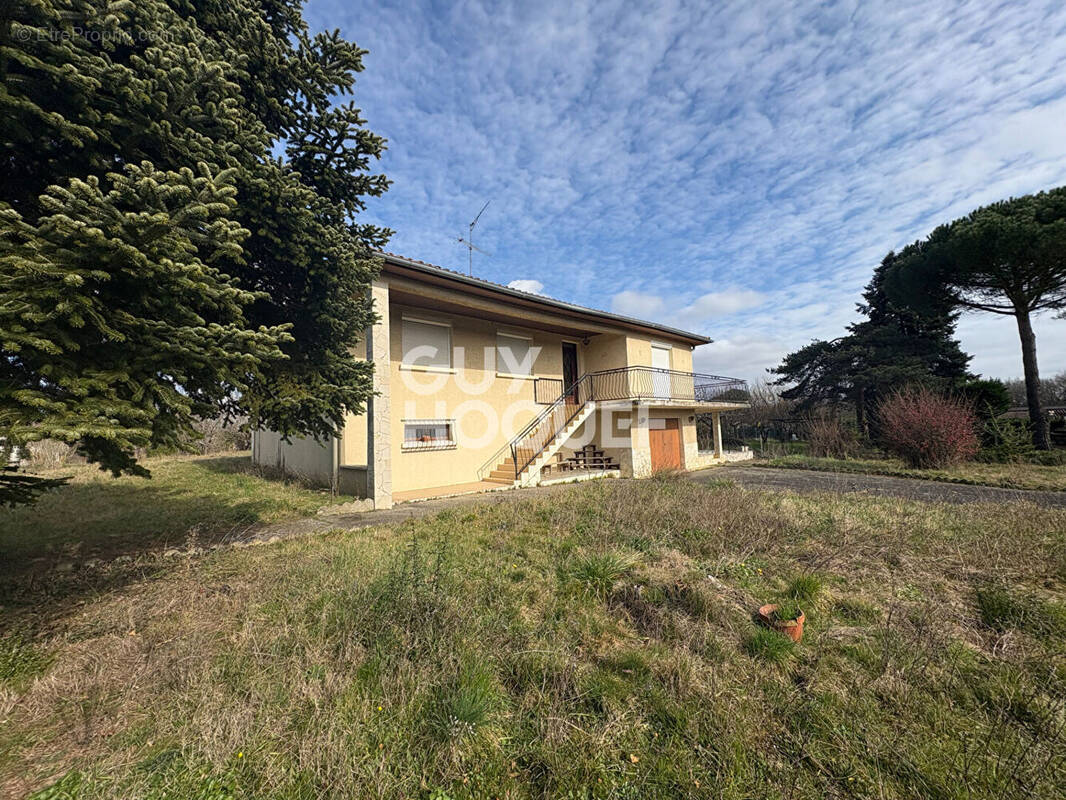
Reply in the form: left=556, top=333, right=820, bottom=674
left=1029, top=448, right=1066, bottom=466
left=956, top=378, right=1011, bottom=420
left=978, top=416, right=1035, bottom=463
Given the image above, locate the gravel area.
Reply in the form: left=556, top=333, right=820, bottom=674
left=696, top=465, right=1066, bottom=508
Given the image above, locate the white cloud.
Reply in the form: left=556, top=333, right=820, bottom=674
left=507, top=278, right=545, bottom=295
left=694, top=334, right=788, bottom=384
left=611, top=287, right=763, bottom=327
left=610, top=290, right=665, bottom=319
left=308, top=0, right=1066, bottom=381
left=957, top=311, right=1065, bottom=382
left=681, top=289, right=764, bottom=321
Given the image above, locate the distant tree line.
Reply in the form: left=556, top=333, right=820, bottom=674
left=1003, top=372, right=1066, bottom=407
left=772, top=188, right=1066, bottom=449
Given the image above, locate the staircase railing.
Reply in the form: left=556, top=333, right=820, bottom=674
left=510, top=373, right=595, bottom=480
left=480, top=368, right=749, bottom=483
left=476, top=440, right=516, bottom=481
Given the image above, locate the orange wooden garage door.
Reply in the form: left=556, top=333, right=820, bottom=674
left=649, top=418, right=682, bottom=471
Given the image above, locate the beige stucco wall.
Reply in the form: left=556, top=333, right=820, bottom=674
left=583, top=334, right=628, bottom=373
left=390, top=305, right=546, bottom=491
left=672, top=343, right=694, bottom=372
left=623, top=337, right=694, bottom=371
left=341, top=411, right=368, bottom=466
left=332, top=282, right=719, bottom=495
left=340, top=303, right=642, bottom=493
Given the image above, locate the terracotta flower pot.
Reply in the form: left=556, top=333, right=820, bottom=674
left=758, top=603, right=805, bottom=642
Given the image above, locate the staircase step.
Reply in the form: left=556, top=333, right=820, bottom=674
left=483, top=476, right=513, bottom=485
left=506, top=400, right=597, bottom=486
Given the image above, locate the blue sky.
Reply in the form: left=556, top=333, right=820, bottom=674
left=306, top=0, right=1066, bottom=383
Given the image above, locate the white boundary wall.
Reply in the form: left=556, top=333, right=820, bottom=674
left=251, top=430, right=335, bottom=488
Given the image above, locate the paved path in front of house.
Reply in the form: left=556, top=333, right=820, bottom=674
left=236, top=480, right=602, bottom=545
left=250, top=466, right=1066, bottom=549
left=694, top=465, right=1066, bottom=509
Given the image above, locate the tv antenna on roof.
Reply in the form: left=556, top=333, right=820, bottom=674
left=457, top=199, right=491, bottom=275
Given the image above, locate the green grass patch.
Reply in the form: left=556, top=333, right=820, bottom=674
left=831, top=597, right=881, bottom=624
left=0, top=633, right=52, bottom=691
left=0, top=453, right=336, bottom=571
left=976, top=585, right=1066, bottom=639
left=742, top=628, right=795, bottom=662
left=567, top=550, right=639, bottom=596
left=786, top=573, right=823, bottom=606
left=757, top=454, right=1066, bottom=491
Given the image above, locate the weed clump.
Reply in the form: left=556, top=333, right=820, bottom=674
left=743, top=628, right=795, bottom=662
left=976, top=585, right=1066, bottom=639
left=786, top=574, right=823, bottom=606
left=568, top=550, right=638, bottom=596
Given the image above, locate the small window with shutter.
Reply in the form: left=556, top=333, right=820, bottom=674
left=497, top=332, right=535, bottom=376
left=402, top=317, right=452, bottom=369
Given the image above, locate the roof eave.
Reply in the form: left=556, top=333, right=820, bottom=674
left=376, top=252, right=713, bottom=346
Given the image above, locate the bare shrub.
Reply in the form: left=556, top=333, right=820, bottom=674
left=728, top=380, right=793, bottom=450
left=185, top=416, right=250, bottom=454
left=25, top=439, right=78, bottom=470
left=804, top=415, right=860, bottom=458
left=878, top=387, right=978, bottom=468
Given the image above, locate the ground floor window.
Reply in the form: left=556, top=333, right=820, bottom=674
left=402, top=419, right=456, bottom=450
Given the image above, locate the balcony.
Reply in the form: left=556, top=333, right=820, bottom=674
left=533, top=368, right=748, bottom=406
left=580, top=367, right=748, bottom=406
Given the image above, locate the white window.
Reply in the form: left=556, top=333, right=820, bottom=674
left=402, top=317, right=451, bottom=369
left=402, top=420, right=455, bottom=450
left=497, top=332, right=535, bottom=376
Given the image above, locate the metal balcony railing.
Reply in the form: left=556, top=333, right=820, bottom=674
left=586, top=367, right=748, bottom=404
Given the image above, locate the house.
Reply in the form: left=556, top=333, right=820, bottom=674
left=252, top=252, right=751, bottom=507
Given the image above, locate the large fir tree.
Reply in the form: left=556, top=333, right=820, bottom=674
left=1, top=0, right=389, bottom=504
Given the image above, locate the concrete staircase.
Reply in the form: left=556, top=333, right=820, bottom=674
left=484, top=401, right=596, bottom=487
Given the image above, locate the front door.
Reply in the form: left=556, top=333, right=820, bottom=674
left=562, top=342, right=579, bottom=403
left=649, top=418, right=682, bottom=471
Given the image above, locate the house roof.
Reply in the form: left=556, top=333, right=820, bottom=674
left=377, top=251, right=713, bottom=346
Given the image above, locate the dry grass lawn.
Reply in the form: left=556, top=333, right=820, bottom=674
left=2, top=476, right=1065, bottom=799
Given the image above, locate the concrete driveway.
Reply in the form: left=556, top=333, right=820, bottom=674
left=692, top=465, right=1066, bottom=508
